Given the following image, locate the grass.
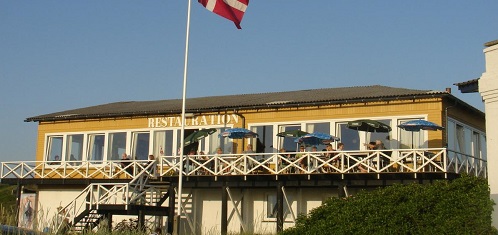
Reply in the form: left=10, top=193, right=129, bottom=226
left=0, top=184, right=17, bottom=226
left=0, top=184, right=16, bottom=206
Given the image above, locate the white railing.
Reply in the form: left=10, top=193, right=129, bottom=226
left=0, top=148, right=487, bottom=180
left=53, top=161, right=162, bottom=232
left=54, top=183, right=129, bottom=232
left=446, top=150, right=487, bottom=177
left=0, top=160, right=155, bottom=179
left=156, top=148, right=487, bottom=178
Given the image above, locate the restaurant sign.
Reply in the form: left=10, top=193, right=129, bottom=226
left=148, top=114, right=240, bottom=128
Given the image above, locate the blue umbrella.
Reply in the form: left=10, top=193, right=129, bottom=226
left=398, top=120, right=444, bottom=148
left=220, top=128, right=258, bottom=139
left=295, top=132, right=340, bottom=146
left=398, top=120, right=444, bottom=132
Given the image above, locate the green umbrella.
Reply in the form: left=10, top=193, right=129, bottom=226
left=276, top=130, right=309, bottom=138
left=347, top=119, right=392, bottom=133
left=184, top=128, right=217, bottom=146
left=277, top=130, right=309, bottom=151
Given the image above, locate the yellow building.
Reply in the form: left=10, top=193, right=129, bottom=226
left=0, top=85, right=486, bottom=234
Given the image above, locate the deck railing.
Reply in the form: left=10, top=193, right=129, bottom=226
left=0, top=160, right=155, bottom=180
left=157, top=148, right=486, bottom=178
left=0, top=148, right=487, bottom=180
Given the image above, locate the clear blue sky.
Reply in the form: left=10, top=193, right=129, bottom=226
left=1, top=1, right=496, bottom=162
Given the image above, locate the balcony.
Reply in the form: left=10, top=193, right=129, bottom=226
left=0, top=148, right=486, bottom=183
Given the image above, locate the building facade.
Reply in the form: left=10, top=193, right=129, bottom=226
left=0, top=85, right=486, bottom=234
left=479, top=39, right=498, bottom=229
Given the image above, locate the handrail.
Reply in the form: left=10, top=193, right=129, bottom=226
left=0, top=160, right=155, bottom=180
left=53, top=161, right=162, bottom=232
left=53, top=182, right=130, bottom=232
left=446, top=149, right=487, bottom=177
left=1, top=148, right=487, bottom=180
left=156, top=148, right=487, bottom=178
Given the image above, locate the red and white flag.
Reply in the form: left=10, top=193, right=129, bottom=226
left=198, top=0, right=249, bottom=29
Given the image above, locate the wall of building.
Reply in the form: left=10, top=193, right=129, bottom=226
left=36, top=187, right=83, bottom=230
left=479, top=40, right=498, bottom=228
left=35, top=98, right=448, bottom=162
left=174, top=186, right=363, bottom=234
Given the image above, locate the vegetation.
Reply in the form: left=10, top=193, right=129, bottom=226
left=0, top=184, right=17, bottom=225
left=282, top=175, right=497, bottom=235
left=0, top=184, right=16, bottom=206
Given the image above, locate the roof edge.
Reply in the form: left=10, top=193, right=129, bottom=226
left=25, top=92, right=451, bottom=123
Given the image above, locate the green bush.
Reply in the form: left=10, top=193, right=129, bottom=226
left=282, top=175, right=497, bottom=235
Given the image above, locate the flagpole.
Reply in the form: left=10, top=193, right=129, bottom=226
left=178, top=0, right=192, bottom=222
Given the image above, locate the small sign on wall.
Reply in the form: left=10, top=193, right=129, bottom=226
left=18, top=193, right=36, bottom=229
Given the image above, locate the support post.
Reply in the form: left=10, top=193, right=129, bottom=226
left=173, top=215, right=180, bottom=235
left=168, top=186, right=176, bottom=234
left=338, top=181, right=348, bottom=198
left=14, top=182, right=22, bottom=227
left=221, top=184, right=228, bottom=235
left=138, top=210, right=145, bottom=230
left=277, top=182, right=284, bottom=233
left=105, top=212, right=113, bottom=230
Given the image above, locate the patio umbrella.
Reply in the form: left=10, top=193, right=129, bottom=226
left=220, top=128, right=258, bottom=139
left=398, top=120, right=444, bottom=132
left=277, top=130, right=309, bottom=151
left=398, top=120, right=444, bottom=148
left=184, top=128, right=217, bottom=146
left=347, top=119, right=392, bottom=148
left=347, top=119, right=392, bottom=133
left=276, top=130, right=309, bottom=138
left=295, top=132, right=340, bottom=146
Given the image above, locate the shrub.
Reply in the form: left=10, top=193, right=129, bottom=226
left=282, top=175, right=497, bottom=235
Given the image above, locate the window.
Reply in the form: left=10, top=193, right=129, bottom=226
left=278, top=125, right=301, bottom=152
left=265, top=193, right=294, bottom=220
left=108, top=132, right=127, bottom=160
left=472, top=131, right=480, bottom=159
left=368, top=119, right=391, bottom=149
left=132, top=132, right=150, bottom=160
left=446, top=120, right=456, bottom=150
left=398, top=119, right=421, bottom=149
left=306, top=122, right=330, bottom=134
left=336, top=123, right=359, bottom=150
left=266, top=194, right=278, bottom=219
left=456, top=124, right=465, bottom=154
left=88, top=134, right=105, bottom=162
left=182, top=129, right=198, bottom=155
left=46, top=136, right=63, bottom=163
left=481, top=135, right=487, bottom=161
left=208, top=128, right=228, bottom=154
left=66, top=134, right=83, bottom=165
left=197, top=128, right=217, bottom=154
left=154, top=130, right=174, bottom=156
left=306, top=122, right=331, bottom=149
left=252, top=125, right=273, bottom=153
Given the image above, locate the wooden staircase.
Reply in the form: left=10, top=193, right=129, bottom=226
left=54, top=162, right=171, bottom=233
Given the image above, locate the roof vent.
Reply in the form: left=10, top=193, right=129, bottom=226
left=54, top=114, right=77, bottom=118
left=266, top=100, right=292, bottom=105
